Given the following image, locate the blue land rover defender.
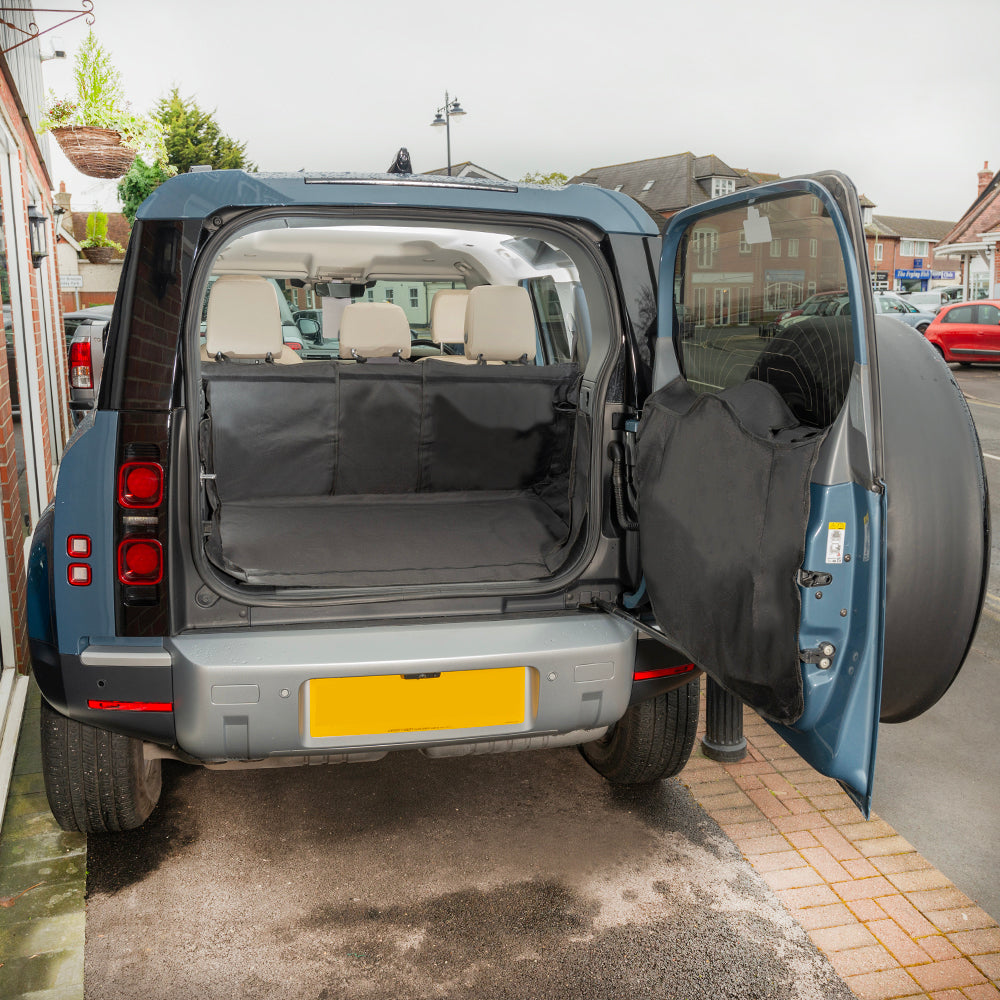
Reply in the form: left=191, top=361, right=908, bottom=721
left=28, top=170, right=987, bottom=832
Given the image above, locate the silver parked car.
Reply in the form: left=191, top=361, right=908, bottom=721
left=872, top=292, right=937, bottom=333
left=66, top=307, right=112, bottom=420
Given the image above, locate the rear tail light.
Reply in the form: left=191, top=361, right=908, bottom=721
left=117, top=538, right=163, bottom=585
left=69, top=340, right=93, bottom=389
left=284, top=340, right=303, bottom=352
left=633, top=663, right=697, bottom=681
left=118, top=462, right=163, bottom=508
left=87, top=700, right=173, bottom=712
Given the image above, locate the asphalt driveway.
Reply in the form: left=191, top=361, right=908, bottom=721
left=84, top=748, right=854, bottom=1000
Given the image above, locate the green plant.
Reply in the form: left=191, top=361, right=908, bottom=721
left=39, top=31, right=168, bottom=165
left=79, top=210, right=124, bottom=252
left=117, top=155, right=174, bottom=225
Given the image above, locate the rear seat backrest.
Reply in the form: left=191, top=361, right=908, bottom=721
left=204, top=275, right=301, bottom=364
left=339, top=302, right=412, bottom=360
left=465, top=285, right=537, bottom=363
left=422, top=289, right=473, bottom=363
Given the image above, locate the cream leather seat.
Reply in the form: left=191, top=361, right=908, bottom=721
left=464, top=285, right=537, bottom=364
left=419, top=289, right=473, bottom=363
left=201, top=275, right=302, bottom=365
left=338, top=302, right=412, bottom=361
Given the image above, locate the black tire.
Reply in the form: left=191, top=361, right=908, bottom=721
left=579, top=676, right=700, bottom=784
left=876, top=318, right=988, bottom=722
left=917, top=323, right=930, bottom=334
left=40, top=698, right=162, bottom=833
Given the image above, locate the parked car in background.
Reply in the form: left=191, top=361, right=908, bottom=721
left=899, top=286, right=963, bottom=314
left=62, top=305, right=113, bottom=352
left=68, top=312, right=111, bottom=421
left=925, top=300, right=1000, bottom=365
left=872, top=292, right=936, bottom=333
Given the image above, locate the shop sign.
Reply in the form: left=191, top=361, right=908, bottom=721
left=913, top=258, right=924, bottom=267
left=895, top=269, right=930, bottom=280
left=931, top=270, right=956, bottom=280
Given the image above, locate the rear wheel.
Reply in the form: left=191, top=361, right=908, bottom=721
left=580, top=677, right=700, bottom=784
left=917, top=323, right=930, bottom=334
left=40, top=699, right=162, bottom=833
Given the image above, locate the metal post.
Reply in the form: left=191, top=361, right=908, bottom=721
left=701, top=676, right=747, bottom=762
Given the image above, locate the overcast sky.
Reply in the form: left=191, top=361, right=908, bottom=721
left=40, top=0, right=998, bottom=223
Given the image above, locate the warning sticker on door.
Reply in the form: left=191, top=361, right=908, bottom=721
left=826, top=522, right=846, bottom=564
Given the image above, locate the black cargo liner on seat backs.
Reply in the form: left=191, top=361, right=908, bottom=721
left=200, top=360, right=583, bottom=587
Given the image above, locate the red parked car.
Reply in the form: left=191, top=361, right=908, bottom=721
left=925, top=299, right=1000, bottom=365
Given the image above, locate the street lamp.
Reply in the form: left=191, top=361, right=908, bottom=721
left=429, top=92, right=467, bottom=176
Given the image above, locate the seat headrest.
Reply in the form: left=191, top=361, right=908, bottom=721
left=465, top=285, right=537, bottom=362
left=338, top=302, right=412, bottom=359
left=205, top=276, right=290, bottom=360
left=429, top=289, right=469, bottom=345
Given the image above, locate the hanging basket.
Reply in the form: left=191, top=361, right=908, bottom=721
left=50, top=126, right=137, bottom=179
left=82, top=246, right=114, bottom=265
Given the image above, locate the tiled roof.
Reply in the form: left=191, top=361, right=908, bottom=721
left=423, top=162, right=507, bottom=181
left=873, top=215, right=956, bottom=241
left=939, top=167, right=1000, bottom=246
left=569, top=152, right=756, bottom=214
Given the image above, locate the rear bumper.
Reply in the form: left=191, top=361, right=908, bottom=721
left=72, top=614, right=637, bottom=761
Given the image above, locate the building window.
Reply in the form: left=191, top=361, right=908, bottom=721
left=737, top=286, right=751, bottom=324
left=409, top=287, right=419, bottom=308
left=711, top=177, right=736, bottom=199
left=613, top=184, right=623, bottom=192
left=694, top=287, right=707, bottom=326
left=874, top=243, right=883, bottom=262
left=714, top=287, right=730, bottom=325
left=366, top=290, right=374, bottom=301
left=787, top=238, right=799, bottom=258
left=384, top=288, right=394, bottom=303
left=693, top=228, right=718, bottom=268
left=641, top=179, right=654, bottom=193
left=810, top=196, right=820, bottom=215
left=809, top=238, right=818, bottom=258
left=770, top=239, right=781, bottom=257
left=901, top=239, right=930, bottom=257
left=807, top=281, right=817, bottom=296
left=738, top=231, right=751, bottom=254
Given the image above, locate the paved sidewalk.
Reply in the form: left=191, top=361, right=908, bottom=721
left=684, top=693, right=1000, bottom=1000
left=0, top=683, right=86, bottom=1000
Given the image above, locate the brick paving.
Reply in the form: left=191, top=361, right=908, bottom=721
left=681, top=694, right=1000, bottom=1000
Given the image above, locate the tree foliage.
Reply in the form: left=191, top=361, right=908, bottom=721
left=117, top=156, right=175, bottom=224
left=116, top=88, right=254, bottom=221
left=156, top=88, right=255, bottom=174
left=519, top=171, right=569, bottom=186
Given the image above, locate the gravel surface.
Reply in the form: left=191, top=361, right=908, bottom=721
left=85, top=748, right=854, bottom=1000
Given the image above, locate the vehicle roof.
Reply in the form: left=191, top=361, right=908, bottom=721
left=135, top=170, right=660, bottom=237
left=63, top=305, right=113, bottom=320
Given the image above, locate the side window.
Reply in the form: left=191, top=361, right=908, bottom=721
left=525, top=275, right=572, bottom=363
left=978, top=304, right=1000, bottom=325
left=943, top=305, right=974, bottom=324
left=674, top=192, right=854, bottom=428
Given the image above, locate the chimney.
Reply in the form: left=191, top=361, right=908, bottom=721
left=54, top=180, right=72, bottom=236
left=978, top=161, right=993, bottom=198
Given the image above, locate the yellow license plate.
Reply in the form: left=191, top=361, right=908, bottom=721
left=307, top=667, right=527, bottom=738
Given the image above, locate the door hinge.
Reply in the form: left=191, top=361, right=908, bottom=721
left=800, top=642, right=836, bottom=669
